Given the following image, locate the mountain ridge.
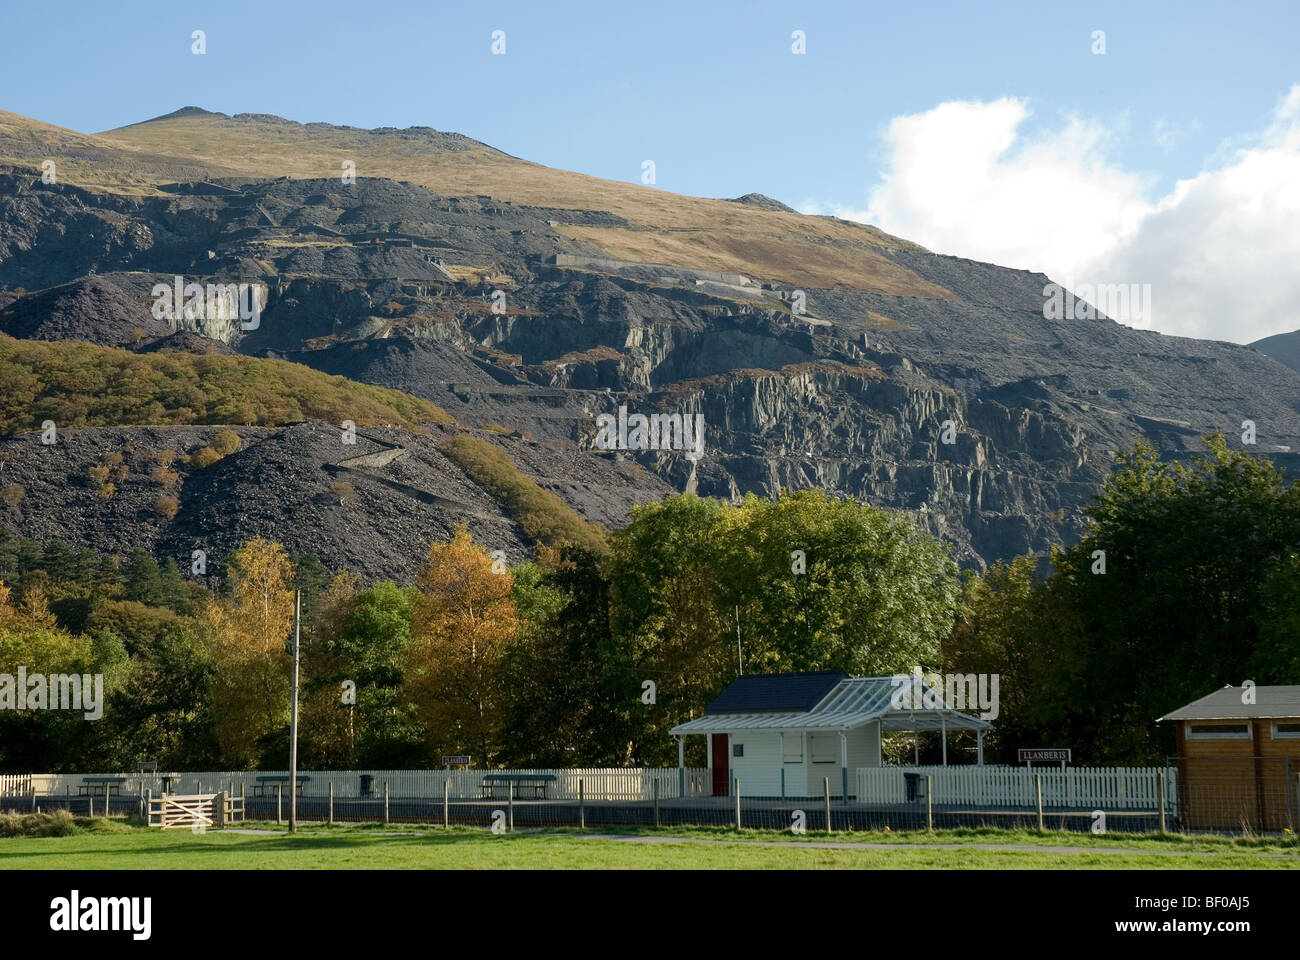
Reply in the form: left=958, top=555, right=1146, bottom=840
left=1, top=106, right=1298, bottom=577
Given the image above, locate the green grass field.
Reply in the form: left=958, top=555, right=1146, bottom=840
left=3, top=820, right=1298, bottom=869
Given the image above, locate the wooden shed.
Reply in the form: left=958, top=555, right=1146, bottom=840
left=1157, top=685, right=1300, bottom=831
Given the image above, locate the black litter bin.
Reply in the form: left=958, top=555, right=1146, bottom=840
left=359, top=774, right=375, bottom=798
left=904, top=772, right=926, bottom=802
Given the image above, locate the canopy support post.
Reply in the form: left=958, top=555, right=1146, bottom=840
left=839, top=732, right=848, bottom=803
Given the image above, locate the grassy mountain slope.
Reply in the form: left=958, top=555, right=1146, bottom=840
left=1, top=107, right=950, bottom=298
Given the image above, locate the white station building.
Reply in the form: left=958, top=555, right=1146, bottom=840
left=670, top=670, right=992, bottom=799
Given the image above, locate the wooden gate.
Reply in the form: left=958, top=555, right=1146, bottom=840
left=148, top=793, right=244, bottom=830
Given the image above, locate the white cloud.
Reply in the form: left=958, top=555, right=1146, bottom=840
left=811, top=87, right=1300, bottom=344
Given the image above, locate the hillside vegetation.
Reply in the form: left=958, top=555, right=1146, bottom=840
left=0, top=333, right=452, bottom=435
left=441, top=433, right=607, bottom=553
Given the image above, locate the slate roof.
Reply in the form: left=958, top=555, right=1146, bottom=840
left=1157, top=685, right=1300, bottom=721
left=705, top=670, right=848, bottom=715
left=671, top=672, right=992, bottom=735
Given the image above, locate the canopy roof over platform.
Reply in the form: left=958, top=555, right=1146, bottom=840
left=669, top=673, right=992, bottom=736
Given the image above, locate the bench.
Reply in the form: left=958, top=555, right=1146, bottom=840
left=480, top=774, right=557, bottom=800
left=78, top=776, right=127, bottom=797
left=252, top=775, right=310, bottom=797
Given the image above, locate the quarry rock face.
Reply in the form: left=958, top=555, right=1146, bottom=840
left=1, top=114, right=1298, bottom=576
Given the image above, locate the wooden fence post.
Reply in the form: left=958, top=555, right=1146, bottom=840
left=579, top=780, right=585, bottom=830
left=88, top=793, right=93, bottom=819
left=443, top=780, right=450, bottom=829
left=276, top=784, right=282, bottom=825
left=384, top=781, right=390, bottom=825
left=653, top=778, right=660, bottom=828
left=734, top=777, right=741, bottom=830
left=1035, top=774, right=1044, bottom=831
left=213, top=791, right=227, bottom=830
left=508, top=783, right=514, bottom=833
left=824, top=777, right=831, bottom=835
left=926, top=775, right=933, bottom=831
left=1157, top=772, right=1167, bottom=835
left=328, top=781, right=334, bottom=825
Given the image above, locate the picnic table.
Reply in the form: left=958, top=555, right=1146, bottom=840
left=252, top=775, right=310, bottom=797
left=480, top=773, right=557, bottom=800
left=79, top=776, right=127, bottom=797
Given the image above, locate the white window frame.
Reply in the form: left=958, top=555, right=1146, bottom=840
left=1186, top=722, right=1252, bottom=740
left=809, top=733, right=838, bottom=764
left=1271, top=721, right=1300, bottom=739
left=781, top=732, right=804, bottom=764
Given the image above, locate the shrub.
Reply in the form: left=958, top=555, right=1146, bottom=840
left=156, top=449, right=177, bottom=468
left=155, top=494, right=180, bottom=519
left=0, top=484, right=23, bottom=508
left=0, top=809, right=74, bottom=837
left=97, top=482, right=116, bottom=501
left=87, top=465, right=110, bottom=484
left=190, top=447, right=221, bottom=469
left=212, top=430, right=241, bottom=456
left=153, top=465, right=181, bottom=487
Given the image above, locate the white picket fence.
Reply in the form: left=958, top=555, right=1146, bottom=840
left=13, top=768, right=712, bottom=802
left=0, top=774, right=32, bottom=796
left=856, top=765, right=1176, bottom=810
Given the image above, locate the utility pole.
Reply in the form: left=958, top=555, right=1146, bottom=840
left=288, top=589, right=300, bottom=833
left=735, top=605, right=743, bottom=675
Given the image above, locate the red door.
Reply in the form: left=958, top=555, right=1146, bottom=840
left=711, top=734, right=729, bottom=796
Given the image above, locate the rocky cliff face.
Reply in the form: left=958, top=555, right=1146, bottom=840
left=2, top=122, right=1298, bottom=575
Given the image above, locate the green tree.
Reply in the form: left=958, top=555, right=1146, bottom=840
left=1052, top=434, right=1300, bottom=761
left=123, top=549, right=164, bottom=607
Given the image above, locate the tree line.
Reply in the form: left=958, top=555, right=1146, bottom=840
left=1, top=434, right=1296, bottom=772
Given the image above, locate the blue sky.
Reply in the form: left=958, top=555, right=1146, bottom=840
left=2, top=0, right=1298, bottom=341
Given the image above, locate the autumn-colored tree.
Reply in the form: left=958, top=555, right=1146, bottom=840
left=404, top=527, right=518, bottom=765
left=17, top=582, right=57, bottom=629
left=203, top=537, right=296, bottom=767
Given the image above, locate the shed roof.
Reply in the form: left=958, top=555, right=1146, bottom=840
left=705, top=670, right=848, bottom=714
left=670, top=674, right=991, bottom=735
left=1157, top=685, right=1300, bottom=722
